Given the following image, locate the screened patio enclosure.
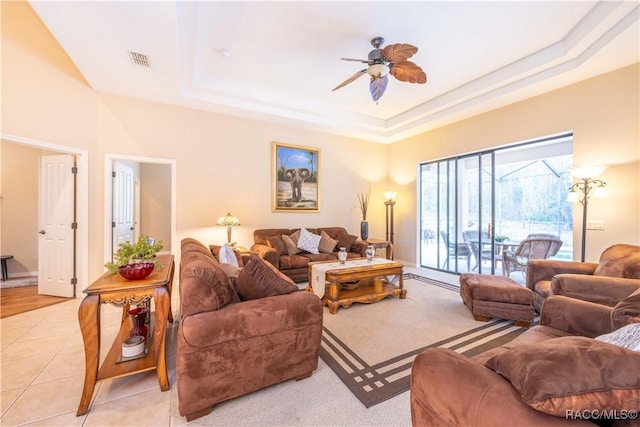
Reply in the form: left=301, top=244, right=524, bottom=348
left=419, top=134, right=574, bottom=281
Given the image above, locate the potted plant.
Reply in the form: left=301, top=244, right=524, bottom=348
left=357, top=184, right=370, bottom=240
left=105, top=236, right=163, bottom=279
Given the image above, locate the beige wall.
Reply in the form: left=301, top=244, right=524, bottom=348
left=140, top=163, right=172, bottom=251
left=391, top=64, right=640, bottom=262
left=2, top=1, right=638, bottom=287
left=0, top=142, right=40, bottom=275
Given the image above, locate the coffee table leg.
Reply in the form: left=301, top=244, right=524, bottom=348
left=399, top=273, right=407, bottom=299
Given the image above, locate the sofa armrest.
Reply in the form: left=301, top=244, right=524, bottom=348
left=551, top=274, right=640, bottom=307
left=539, top=295, right=613, bottom=337
left=526, top=259, right=598, bottom=291
left=250, top=243, right=280, bottom=269
left=181, top=291, right=322, bottom=347
left=411, top=348, right=585, bottom=426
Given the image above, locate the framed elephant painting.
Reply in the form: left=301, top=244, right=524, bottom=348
left=272, top=142, right=320, bottom=212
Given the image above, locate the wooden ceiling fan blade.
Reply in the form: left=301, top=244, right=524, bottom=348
left=382, top=43, right=418, bottom=62
left=332, top=69, right=367, bottom=91
left=340, top=58, right=371, bottom=63
left=390, top=61, right=427, bottom=84
left=369, top=74, right=388, bottom=102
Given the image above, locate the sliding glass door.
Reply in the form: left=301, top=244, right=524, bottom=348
left=420, top=134, right=574, bottom=278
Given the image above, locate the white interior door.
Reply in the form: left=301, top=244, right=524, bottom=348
left=38, top=154, right=75, bottom=297
left=112, top=161, right=135, bottom=255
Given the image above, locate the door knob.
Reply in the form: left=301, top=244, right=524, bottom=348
left=39, top=229, right=46, bottom=235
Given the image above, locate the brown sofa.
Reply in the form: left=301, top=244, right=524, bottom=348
left=251, top=227, right=368, bottom=282
left=527, top=243, right=640, bottom=312
left=410, top=288, right=640, bottom=426
left=177, top=238, right=323, bottom=421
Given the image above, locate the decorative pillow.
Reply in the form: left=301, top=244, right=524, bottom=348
left=297, top=228, right=321, bottom=254
left=218, top=243, right=239, bottom=267
left=336, top=232, right=358, bottom=251
left=612, top=288, right=640, bottom=329
left=594, top=244, right=640, bottom=278
left=596, top=323, right=640, bottom=351
left=266, top=235, right=287, bottom=256
left=485, top=336, right=640, bottom=417
left=318, top=230, right=338, bottom=254
left=282, top=232, right=302, bottom=255
left=235, top=254, right=298, bottom=300
left=209, top=245, right=244, bottom=267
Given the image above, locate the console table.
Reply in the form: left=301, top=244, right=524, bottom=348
left=76, top=254, right=174, bottom=415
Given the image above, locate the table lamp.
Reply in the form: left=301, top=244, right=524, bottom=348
left=217, top=212, right=241, bottom=245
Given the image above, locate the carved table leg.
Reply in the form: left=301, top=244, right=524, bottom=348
left=153, top=286, right=170, bottom=391
left=77, top=294, right=100, bottom=416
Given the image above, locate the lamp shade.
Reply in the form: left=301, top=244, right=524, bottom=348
left=217, top=212, right=240, bottom=227
left=384, top=191, right=398, bottom=202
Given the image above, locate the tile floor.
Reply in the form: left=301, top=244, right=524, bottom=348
left=1, top=287, right=185, bottom=427
left=1, top=267, right=457, bottom=426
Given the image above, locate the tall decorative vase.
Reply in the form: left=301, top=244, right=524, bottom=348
left=360, top=221, right=369, bottom=240
left=129, top=307, right=148, bottom=339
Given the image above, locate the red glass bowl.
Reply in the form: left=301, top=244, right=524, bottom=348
left=118, top=262, right=154, bottom=280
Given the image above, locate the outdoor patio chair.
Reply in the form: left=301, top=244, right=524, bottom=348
left=502, top=236, right=563, bottom=277
left=462, top=230, right=497, bottom=271
left=440, top=231, right=471, bottom=270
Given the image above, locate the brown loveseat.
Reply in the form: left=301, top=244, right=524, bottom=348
left=527, top=243, right=640, bottom=312
left=410, top=288, right=640, bottom=426
left=251, top=227, right=368, bottom=282
left=177, top=238, right=323, bottom=421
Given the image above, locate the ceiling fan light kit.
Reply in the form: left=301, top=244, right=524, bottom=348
left=332, top=36, right=427, bottom=102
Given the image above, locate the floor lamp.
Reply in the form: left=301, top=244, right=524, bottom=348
left=384, top=192, right=397, bottom=244
left=567, top=166, right=607, bottom=262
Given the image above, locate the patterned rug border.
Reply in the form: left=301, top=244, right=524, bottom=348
left=319, top=273, right=535, bottom=408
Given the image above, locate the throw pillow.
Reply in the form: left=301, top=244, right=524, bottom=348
left=235, top=254, right=298, bottom=300
left=217, top=243, right=239, bottom=267
left=485, top=336, right=640, bottom=417
left=209, top=244, right=244, bottom=267
left=595, top=323, right=640, bottom=351
left=336, top=231, right=358, bottom=252
left=612, top=288, right=640, bottom=329
left=318, top=230, right=338, bottom=254
left=282, top=232, right=302, bottom=255
left=266, top=235, right=287, bottom=256
left=297, top=228, right=321, bottom=254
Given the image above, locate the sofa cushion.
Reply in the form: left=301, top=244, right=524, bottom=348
left=283, top=230, right=302, bottom=255
left=180, top=253, right=240, bottom=316
left=596, top=323, right=640, bottom=351
left=336, top=231, right=358, bottom=251
left=612, top=288, right=640, bottom=329
left=533, top=280, right=551, bottom=298
left=485, top=335, right=640, bottom=417
left=266, top=236, right=287, bottom=256
left=183, top=238, right=214, bottom=258
left=279, top=254, right=310, bottom=270
left=297, top=228, right=321, bottom=254
left=236, top=254, right=298, bottom=300
left=318, top=230, right=338, bottom=254
left=594, top=244, right=640, bottom=279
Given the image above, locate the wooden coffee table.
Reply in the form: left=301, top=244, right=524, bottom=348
left=308, top=259, right=405, bottom=314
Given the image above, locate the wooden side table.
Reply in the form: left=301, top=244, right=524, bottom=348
left=365, top=239, right=394, bottom=260
left=76, top=254, right=175, bottom=416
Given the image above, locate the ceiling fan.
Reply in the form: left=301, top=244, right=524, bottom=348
left=332, top=36, right=427, bottom=102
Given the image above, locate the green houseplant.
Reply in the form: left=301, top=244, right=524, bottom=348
left=105, top=236, right=163, bottom=273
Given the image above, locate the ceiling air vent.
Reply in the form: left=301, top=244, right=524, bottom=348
left=129, top=51, right=150, bottom=68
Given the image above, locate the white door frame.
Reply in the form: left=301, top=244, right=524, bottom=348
left=104, top=154, right=177, bottom=267
left=1, top=133, right=88, bottom=297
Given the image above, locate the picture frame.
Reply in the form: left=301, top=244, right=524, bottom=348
left=272, top=142, right=320, bottom=212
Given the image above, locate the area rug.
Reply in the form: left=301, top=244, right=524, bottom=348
left=319, top=273, right=534, bottom=408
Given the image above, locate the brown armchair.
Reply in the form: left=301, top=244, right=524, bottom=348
left=502, top=235, right=563, bottom=277
left=410, top=290, right=640, bottom=426
left=527, top=243, right=640, bottom=312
